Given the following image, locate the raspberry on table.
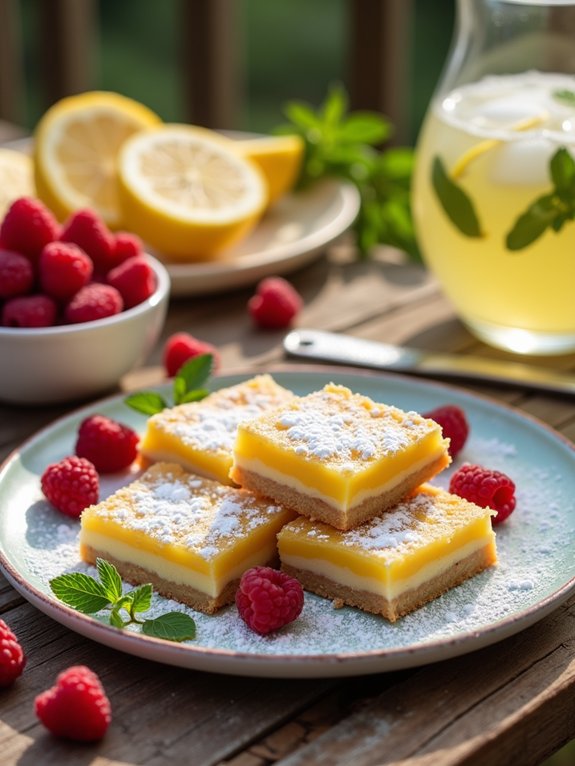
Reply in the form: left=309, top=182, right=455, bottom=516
left=2, top=294, right=58, bottom=328
left=163, top=332, right=221, bottom=377
left=41, top=456, right=99, bottom=518
left=39, top=241, right=93, bottom=301
left=35, top=665, right=111, bottom=741
left=248, top=276, right=302, bottom=329
left=423, top=404, right=469, bottom=459
left=112, top=231, right=144, bottom=264
left=64, top=283, right=123, bottom=324
left=0, top=249, right=34, bottom=298
left=449, top=463, right=516, bottom=524
left=107, top=255, right=156, bottom=309
left=0, top=197, right=59, bottom=261
left=60, top=209, right=115, bottom=275
left=236, top=566, right=304, bottom=635
left=0, top=619, right=26, bottom=687
left=75, top=414, right=139, bottom=473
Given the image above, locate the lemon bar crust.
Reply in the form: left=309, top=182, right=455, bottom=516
left=282, top=544, right=494, bottom=622
left=232, top=451, right=450, bottom=531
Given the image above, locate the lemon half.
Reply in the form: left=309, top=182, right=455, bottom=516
left=0, top=149, right=34, bottom=217
left=34, top=91, right=161, bottom=227
left=117, top=125, right=267, bottom=261
left=235, top=134, right=304, bottom=206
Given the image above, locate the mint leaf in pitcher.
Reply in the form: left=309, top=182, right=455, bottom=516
left=552, top=89, right=575, bottom=107
left=431, top=156, right=483, bottom=238
left=505, top=147, right=575, bottom=250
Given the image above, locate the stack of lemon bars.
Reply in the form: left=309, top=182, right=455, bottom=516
left=79, top=375, right=497, bottom=622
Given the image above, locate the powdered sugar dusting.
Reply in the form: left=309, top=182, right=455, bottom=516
left=5, top=373, right=574, bottom=667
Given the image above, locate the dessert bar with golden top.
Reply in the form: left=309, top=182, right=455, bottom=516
left=79, top=462, right=296, bottom=614
left=277, top=483, right=497, bottom=622
left=230, top=383, right=451, bottom=530
left=138, top=374, right=294, bottom=485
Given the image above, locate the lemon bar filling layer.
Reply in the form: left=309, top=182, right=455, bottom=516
left=79, top=462, right=295, bottom=601
left=277, top=484, right=497, bottom=614
left=139, top=375, right=294, bottom=484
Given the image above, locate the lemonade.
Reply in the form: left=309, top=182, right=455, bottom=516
left=413, top=72, right=575, bottom=354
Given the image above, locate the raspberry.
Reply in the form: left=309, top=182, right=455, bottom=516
left=2, top=294, right=57, bottom=328
left=41, top=456, right=99, bottom=518
left=112, top=231, right=144, bottom=264
left=39, top=241, right=93, bottom=301
left=60, top=209, right=115, bottom=275
left=163, top=332, right=221, bottom=377
left=0, top=249, right=34, bottom=298
left=64, top=283, right=123, bottom=324
left=449, top=463, right=516, bottom=524
left=236, top=566, right=304, bottom=635
left=423, top=404, right=469, bottom=459
left=75, top=414, right=139, bottom=473
left=0, top=619, right=26, bottom=687
left=35, top=665, right=111, bottom=741
left=0, top=197, right=59, bottom=261
left=248, top=277, right=302, bottom=329
left=107, top=256, right=156, bottom=309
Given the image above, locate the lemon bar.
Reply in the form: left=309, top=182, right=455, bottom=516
left=230, top=383, right=451, bottom=530
left=138, top=375, right=294, bottom=485
left=79, top=462, right=296, bottom=614
left=278, top=484, right=497, bottom=621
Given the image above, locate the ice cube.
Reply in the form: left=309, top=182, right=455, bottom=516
left=490, top=138, right=558, bottom=186
left=472, top=95, right=544, bottom=128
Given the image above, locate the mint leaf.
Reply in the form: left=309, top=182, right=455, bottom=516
left=142, top=612, right=196, bottom=642
left=431, top=156, right=483, bottom=238
left=553, top=89, right=575, bottom=107
left=124, top=391, right=167, bottom=415
left=110, top=609, right=126, bottom=629
left=96, top=558, right=123, bottom=602
left=127, top=584, right=153, bottom=614
left=505, top=193, right=560, bottom=250
left=550, top=148, right=575, bottom=194
left=50, top=572, right=111, bottom=614
left=322, top=84, right=347, bottom=127
left=284, top=101, right=321, bottom=131
left=176, top=354, right=213, bottom=393
left=337, top=113, right=390, bottom=145
left=180, top=388, right=209, bottom=404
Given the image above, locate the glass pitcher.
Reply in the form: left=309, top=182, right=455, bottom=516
left=412, top=0, right=575, bottom=355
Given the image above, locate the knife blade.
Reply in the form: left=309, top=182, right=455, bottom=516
left=283, top=329, right=575, bottom=396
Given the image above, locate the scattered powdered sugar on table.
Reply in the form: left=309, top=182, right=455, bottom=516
left=17, top=425, right=575, bottom=658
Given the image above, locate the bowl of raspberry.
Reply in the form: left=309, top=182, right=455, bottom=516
left=0, top=198, right=170, bottom=404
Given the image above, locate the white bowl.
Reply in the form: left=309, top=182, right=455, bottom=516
left=0, top=255, right=170, bottom=405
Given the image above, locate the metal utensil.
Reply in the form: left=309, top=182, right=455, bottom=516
left=283, top=329, right=575, bottom=396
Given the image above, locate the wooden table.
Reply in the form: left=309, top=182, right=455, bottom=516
left=1, top=126, right=574, bottom=766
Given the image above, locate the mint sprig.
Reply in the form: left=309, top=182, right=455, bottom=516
left=49, top=558, right=196, bottom=642
left=276, top=84, right=420, bottom=260
left=431, top=156, right=483, bottom=238
left=506, top=147, right=575, bottom=250
left=553, top=89, right=575, bottom=107
left=124, top=353, right=214, bottom=416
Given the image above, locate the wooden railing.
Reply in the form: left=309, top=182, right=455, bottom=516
left=0, top=0, right=413, bottom=142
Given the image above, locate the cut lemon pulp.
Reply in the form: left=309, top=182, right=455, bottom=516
left=117, top=125, right=267, bottom=261
left=235, top=134, right=304, bottom=206
left=34, top=91, right=161, bottom=228
left=0, top=149, right=34, bottom=217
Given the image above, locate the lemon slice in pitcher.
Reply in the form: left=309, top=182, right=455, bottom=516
left=117, top=125, right=267, bottom=261
left=34, top=91, right=161, bottom=227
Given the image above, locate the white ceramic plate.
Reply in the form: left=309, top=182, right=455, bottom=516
left=159, top=179, right=360, bottom=296
left=0, top=370, right=573, bottom=678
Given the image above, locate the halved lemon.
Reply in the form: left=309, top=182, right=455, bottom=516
left=0, top=148, right=34, bottom=217
left=235, top=134, right=304, bottom=206
left=34, top=91, right=161, bottom=227
left=117, top=124, right=267, bottom=261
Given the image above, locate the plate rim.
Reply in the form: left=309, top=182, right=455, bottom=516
left=1, top=366, right=574, bottom=677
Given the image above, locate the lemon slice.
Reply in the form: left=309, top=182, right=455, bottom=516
left=0, top=149, right=34, bottom=217
left=117, top=124, right=267, bottom=261
left=235, top=134, right=304, bottom=206
left=451, top=114, right=546, bottom=179
left=34, top=91, right=161, bottom=227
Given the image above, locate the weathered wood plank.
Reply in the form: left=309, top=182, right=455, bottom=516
left=275, top=595, right=575, bottom=766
